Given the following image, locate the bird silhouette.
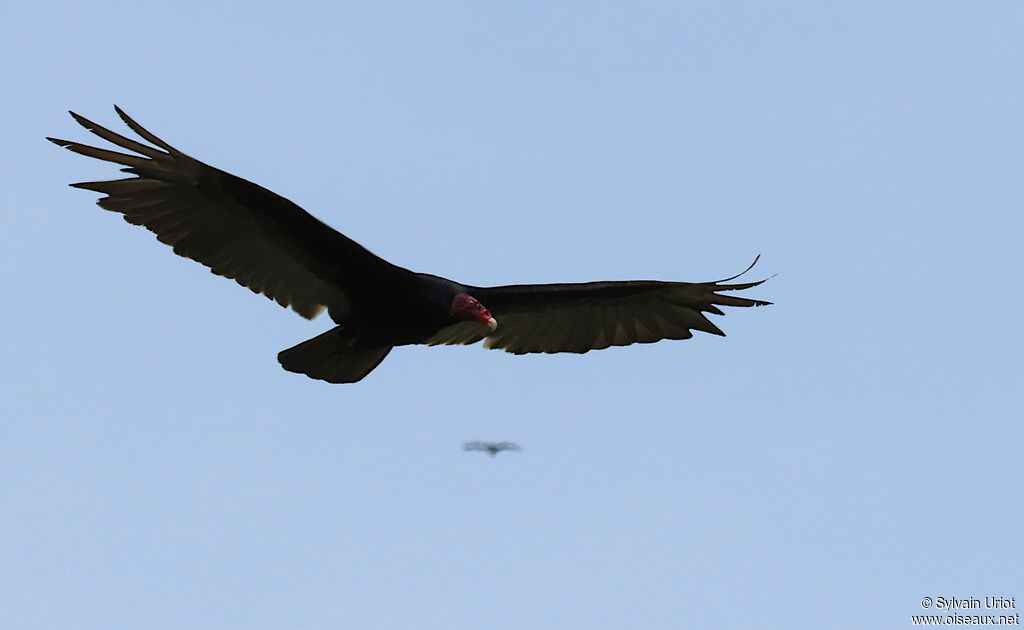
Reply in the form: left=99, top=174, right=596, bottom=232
left=463, top=441, right=522, bottom=457
left=48, top=108, right=770, bottom=384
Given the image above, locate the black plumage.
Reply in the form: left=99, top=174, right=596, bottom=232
left=49, top=107, right=771, bottom=383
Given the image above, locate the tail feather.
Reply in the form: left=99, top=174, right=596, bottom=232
left=278, top=326, right=392, bottom=384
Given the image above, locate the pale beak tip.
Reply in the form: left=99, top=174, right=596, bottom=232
left=486, top=317, right=498, bottom=331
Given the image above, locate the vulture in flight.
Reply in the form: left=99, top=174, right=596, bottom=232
left=464, top=441, right=522, bottom=457
left=49, top=107, right=771, bottom=384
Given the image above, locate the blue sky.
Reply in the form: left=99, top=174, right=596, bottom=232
left=2, top=3, right=1022, bottom=629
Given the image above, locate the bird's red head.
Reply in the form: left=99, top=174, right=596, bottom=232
left=451, top=293, right=497, bottom=331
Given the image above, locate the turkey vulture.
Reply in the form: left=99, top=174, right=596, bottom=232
left=48, top=107, right=771, bottom=384
left=464, top=441, right=521, bottom=457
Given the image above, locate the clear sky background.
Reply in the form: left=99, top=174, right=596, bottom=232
left=2, top=3, right=1022, bottom=629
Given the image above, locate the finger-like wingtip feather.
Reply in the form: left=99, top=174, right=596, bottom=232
left=113, top=105, right=181, bottom=155
left=720, top=255, right=763, bottom=283
left=54, top=110, right=169, bottom=161
left=69, top=110, right=93, bottom=128
left=709, top=256, right=774, bottom=307
left=68, top=110, right=116, bottom=139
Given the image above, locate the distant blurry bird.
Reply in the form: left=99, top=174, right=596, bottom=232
left=463, top=441, right=521, bottom=457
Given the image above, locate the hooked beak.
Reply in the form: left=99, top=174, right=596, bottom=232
left=485, top=316, right=498, bottom=332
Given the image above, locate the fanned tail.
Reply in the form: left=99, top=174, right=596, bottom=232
left=278, top=326, right=392, bottom=384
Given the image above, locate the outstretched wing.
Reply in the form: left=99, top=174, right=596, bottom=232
left=48, top=107, right=399, bottom=319
left=428, top=259, right=770, bottom=354
left=462, top=441, right=522, bottom=454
